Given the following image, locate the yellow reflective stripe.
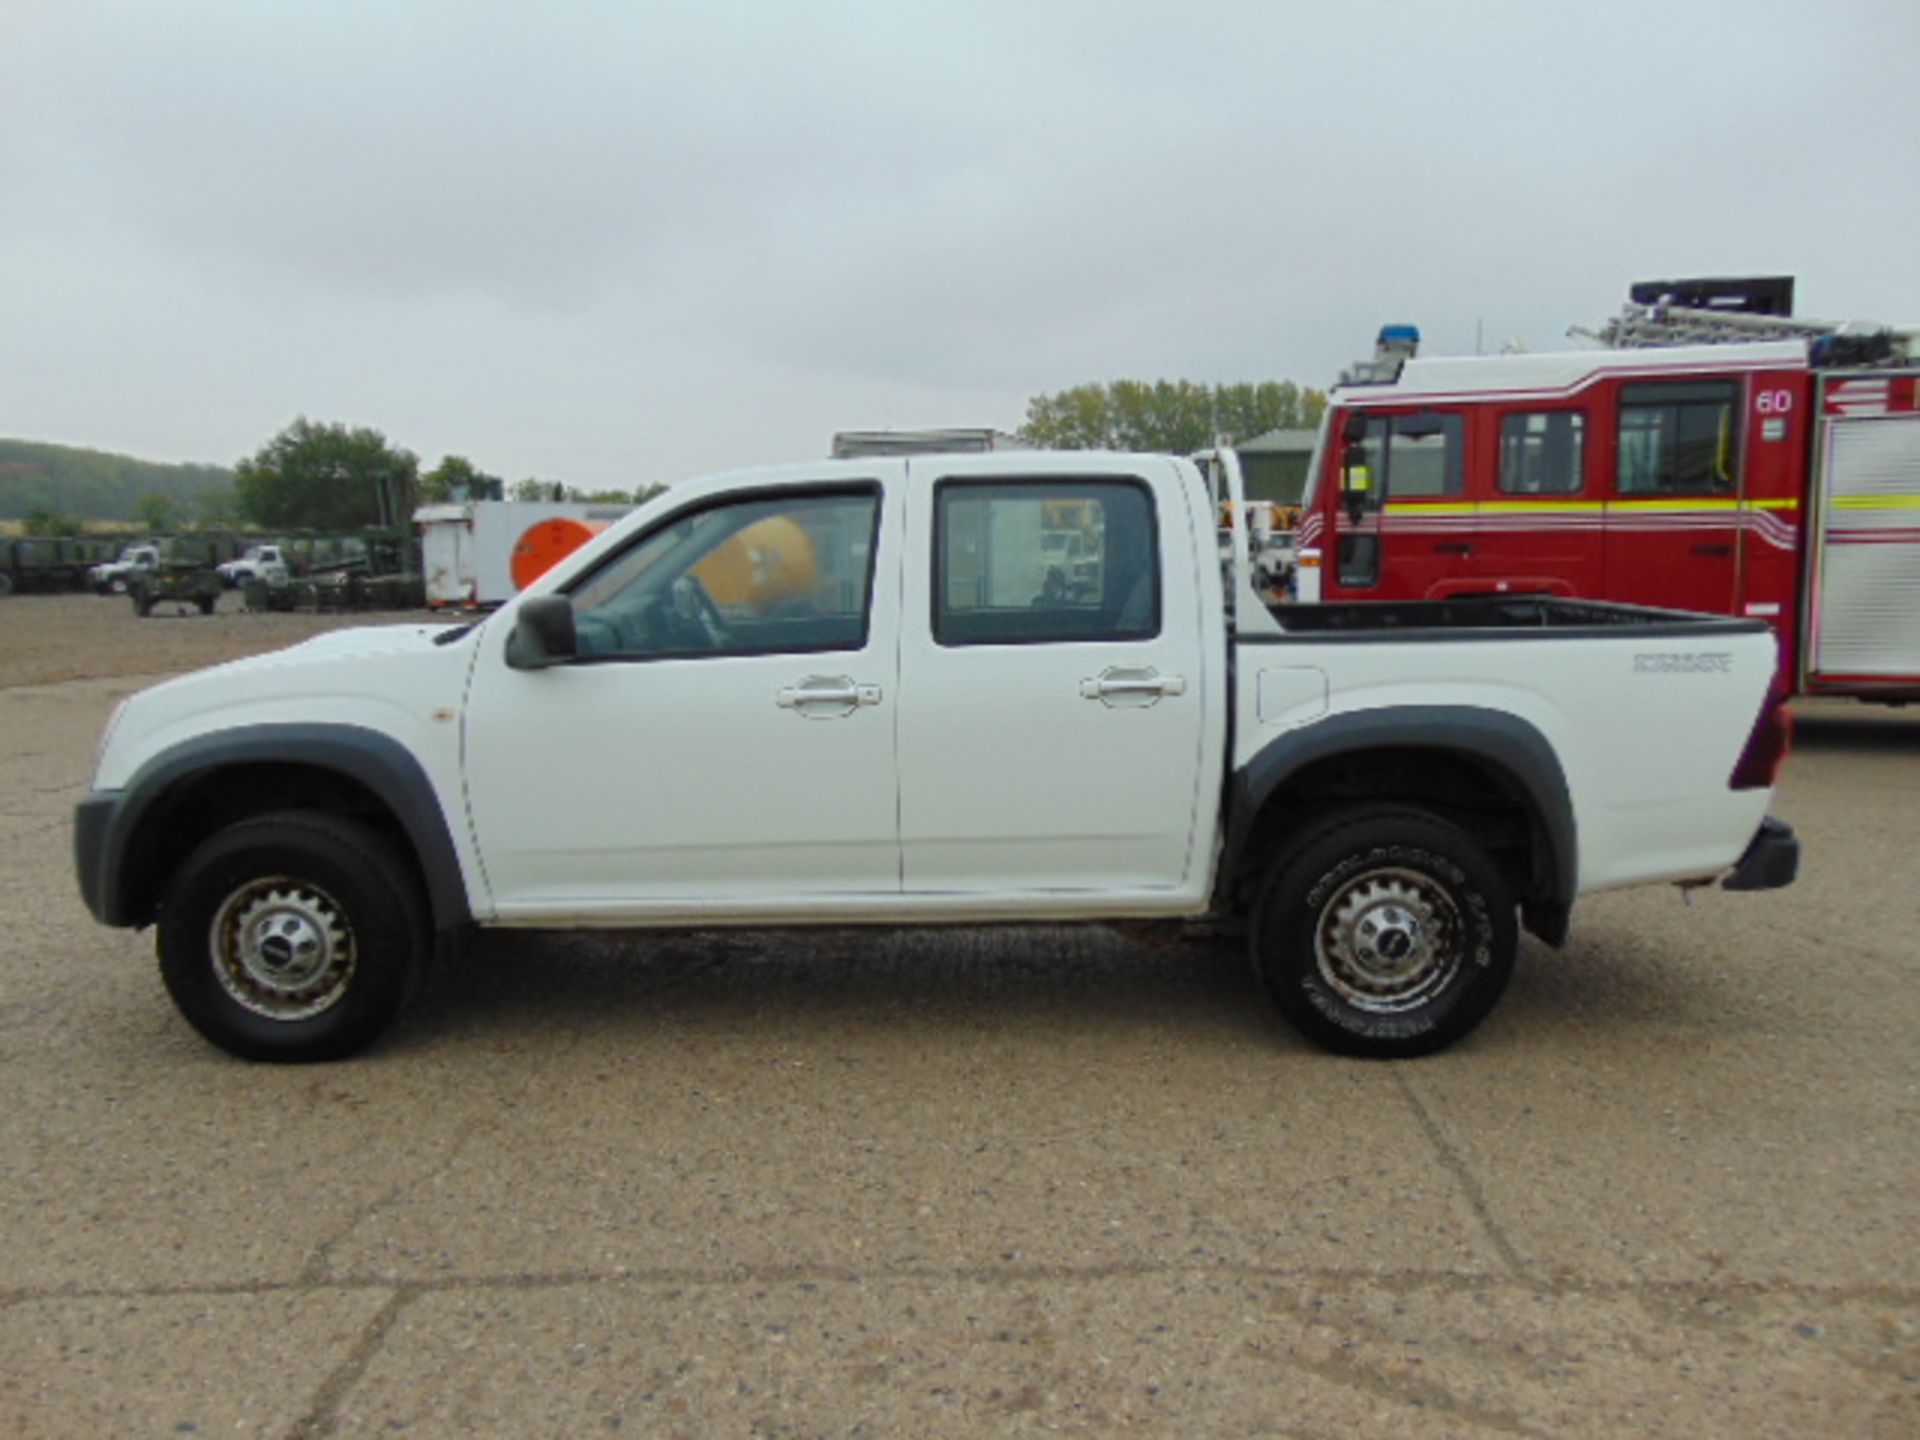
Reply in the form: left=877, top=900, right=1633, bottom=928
left=1607, top=498, right=1741, bottom=512
left=1476, top=501, right=1603, bottom=514
left=1833, top=494, right=1920, bottom=509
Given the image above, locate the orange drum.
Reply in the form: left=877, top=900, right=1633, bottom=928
left=510, top=517, right=609, bottom=591
left=691, top=516, right=817, bottom=610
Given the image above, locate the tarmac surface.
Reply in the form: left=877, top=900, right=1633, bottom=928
left=0, top=593, right=1915, bottom=1437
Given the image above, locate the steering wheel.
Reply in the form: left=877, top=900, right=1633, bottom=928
left=670, top=574, right=729, bottom=649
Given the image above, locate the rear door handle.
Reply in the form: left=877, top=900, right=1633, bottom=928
left=1691, top=543, right=1732, bottom=557
left=1080, top=666, right=1186, bottom=707
left=1431, top=541, right=1473, bottom=555
left=777, top=675, right=881, bottom=718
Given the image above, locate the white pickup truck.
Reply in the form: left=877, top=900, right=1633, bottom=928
left=74, top=450, right=1798, bottom=1062
left=90, top=544, right=159, bottom=594
left=216, top=544, right=290, bottom=589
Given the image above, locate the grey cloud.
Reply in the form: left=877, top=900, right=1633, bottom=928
left=2, top=0, right=1916, bottom=488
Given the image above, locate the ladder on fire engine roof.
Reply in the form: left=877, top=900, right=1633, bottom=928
left=1572, top=285, right=1918, bottom=369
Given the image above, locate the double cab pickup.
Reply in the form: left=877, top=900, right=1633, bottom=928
left=75, top=450, right=1798, bottom=1061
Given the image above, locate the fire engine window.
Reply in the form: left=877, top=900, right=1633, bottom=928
left=934, top=479, right=1158, bottom=646
left=1384, top=414, right=1464, bottom=498
left=1498, top=412, right=1585, bottom=494
left=1616, top=381, right=1739, bottom=495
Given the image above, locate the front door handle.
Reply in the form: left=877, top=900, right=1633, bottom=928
left=1691, top=543, right=1732, bottom=557
left=777, top=675, right=882, bottom=718
left=1432, top=541, right=1473, bottom=555
left=1080, top=666, right=1186, bottom=708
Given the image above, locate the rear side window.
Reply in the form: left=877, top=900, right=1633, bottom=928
left=1499, top=411, right=1585, bottom=494
left=1617, top=381, right=1739, bottom=495
left=934, top=479, right=1158, bottom=645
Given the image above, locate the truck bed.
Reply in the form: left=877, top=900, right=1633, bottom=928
left=1231, top=592, right=1780, bottom=898
left=1261, top=594, right=1768, bottom=638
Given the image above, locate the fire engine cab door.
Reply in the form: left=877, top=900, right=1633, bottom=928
left=1601, top=378, right=1743, bottom=615
left=1463, top=406, right=1600, bottom=598
left=1330, top=411, right=1472, bottom=600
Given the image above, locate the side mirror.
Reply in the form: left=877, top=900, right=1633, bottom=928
left=1341, top=413, right=1368, bottom=443
left=505, top=594, right=577, bottom=669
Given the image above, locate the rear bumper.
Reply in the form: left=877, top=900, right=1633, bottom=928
left=1722, top=817, right=1799, bottom=892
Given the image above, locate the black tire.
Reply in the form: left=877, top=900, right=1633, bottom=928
left=196, top=594, right=217, bottom=615
left=1250, top=808, right=1516, bottom=1059
left=131, top=591, right=153, bottom=617
left=157, top=811, right=428, bottom=1062
left=0, top=572, right=14, bottom=597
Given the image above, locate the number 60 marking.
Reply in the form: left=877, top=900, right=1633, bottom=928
left=1755, top=389, right=1794, bottom=414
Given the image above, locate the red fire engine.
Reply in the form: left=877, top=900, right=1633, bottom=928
left=1295, top=278, right=1920, bottom=701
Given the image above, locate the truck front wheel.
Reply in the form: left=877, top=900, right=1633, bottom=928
left=1252, top=808, right=1516, bottom=1058
left=157, top=811, right=427, bottom=1062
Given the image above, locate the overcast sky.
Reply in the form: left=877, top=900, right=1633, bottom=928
left=3, top=0, right=1916, bottom=491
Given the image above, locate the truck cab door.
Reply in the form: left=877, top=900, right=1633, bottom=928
left=462, top=471, right=905, bottom=918
left=894, top=457, right=1215, bottom=905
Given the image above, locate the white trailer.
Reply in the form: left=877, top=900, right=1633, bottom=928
left=414, top=500, right=629, bottom=607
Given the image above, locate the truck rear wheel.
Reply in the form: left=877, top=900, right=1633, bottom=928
left=1251, top=808, right=1516, bottom=1058
left=157, top=811, right=427, bottom=1062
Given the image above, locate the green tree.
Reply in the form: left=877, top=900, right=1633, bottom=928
left=21, top=506, right=82, bottom=537
left=192, top=488, right=239, bottom=527
left=235, top=418, right=420, bottom=530
left=134, top=492, right=179, bottom=532
left=1019, top=379, right=1327, bottom=452
left=0, top=439, right=232, bottom=523
left=513, top=477, right=566, bottom=502
left=420, top=454, right=504, bottom=503
left=1018, top=384, right=1114, bottom=450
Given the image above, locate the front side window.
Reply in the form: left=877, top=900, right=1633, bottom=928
left=1616, top=381, right=1739, bottom=495
left=934, top=479, right=1158, bottom=645
left=1499, top=411, right=1585, bottom=494
left=1348, top=412, right=1465, bottom=499
left=569, top=488, right=878, bottom=659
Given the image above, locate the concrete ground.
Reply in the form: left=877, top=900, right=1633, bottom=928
left=0, top=595, right=1914, bottom=1437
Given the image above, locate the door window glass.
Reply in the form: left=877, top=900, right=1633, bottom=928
left=1498, top=411, right=1585, bottom=494
left=934, top=480, right=1158, bottom=645
left=1616, top=381, right=1739, bottom=495
left=568, top=489, right=879, bottom=659
left=1350, top=413, right=1466, bottom=498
